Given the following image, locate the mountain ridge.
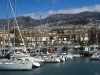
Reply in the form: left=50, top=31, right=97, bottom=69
left=0, top=11, right=100, bottom=29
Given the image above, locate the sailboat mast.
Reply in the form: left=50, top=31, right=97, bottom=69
left=46, top=17, right=48, bottom=46
left=3, top=26, right=6, bottom=55
left=40, top=16, right=42, bottom=48
left=6, top=0, right=10, bottom=50
left=14, top=0, right=16, bottom=50
left=96, top=31, right=98, bottom=46
left=9, top=0, right=26, bottom=48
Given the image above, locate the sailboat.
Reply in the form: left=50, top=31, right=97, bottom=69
left=12, top=48, right=41, bottom=68
left=30, top=16, right=45, bottom=65
left=0, top=26, right=32, bottom=70
left=0, top=57, right=32, bottom=70
left=10, top=0, right=40, bottom=67
left=0, top=0, right=33, bottom=70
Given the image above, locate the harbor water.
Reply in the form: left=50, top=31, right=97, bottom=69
left=0, top=57, right=100, bottom=75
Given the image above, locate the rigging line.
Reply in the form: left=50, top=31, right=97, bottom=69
left=8, top=0, right=26, bottom=48
left=6, top=0, right=11, bottom=49
left=6, top=0, right=9, bottom=31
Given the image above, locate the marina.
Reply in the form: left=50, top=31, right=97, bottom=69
left=0, top=0, right=100, bottom=75
left=0, top=57, right=100, bottom=75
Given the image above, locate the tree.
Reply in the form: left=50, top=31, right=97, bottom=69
left=10, top=28, right=21, bottom=46
left=71, top=34, right=76, bottom=43
left=66, top=36, right=70, bottom=41
left=49, top=36, right=54, bottom=45
left=62, top=47, right=68, bottom=52
left=88, top=27, right=97, bottom=45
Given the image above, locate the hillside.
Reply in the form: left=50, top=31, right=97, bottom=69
left=0, top=11, right=100, bottom=29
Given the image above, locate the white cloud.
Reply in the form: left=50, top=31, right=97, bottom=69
left=22, top=4, right=100, bottom=19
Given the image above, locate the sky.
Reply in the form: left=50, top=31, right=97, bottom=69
left=0, top=0, right=100, bottom=19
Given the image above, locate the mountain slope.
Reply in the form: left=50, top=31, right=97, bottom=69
left=0, top=11, right=100, bottom=29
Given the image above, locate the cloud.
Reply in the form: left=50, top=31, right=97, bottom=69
left=22, top=4, right=100, bottom=19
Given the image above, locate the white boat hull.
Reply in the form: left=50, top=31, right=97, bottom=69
left=44, top=58, right=60, bottom=63
left=33, top=58, right=44, bottom=65
left=32, top=62, right=40, bottom=68
left=90, top=57, right=100, bottom=60
left=59, top=57, right=65, bottom=62
left=0, top=63, right=32, bottom=70
left=90, top=52, right=100, bottom=61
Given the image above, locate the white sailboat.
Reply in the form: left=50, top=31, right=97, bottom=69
left=11, top=0, right=41, bottom=68
left=30, top=16, right=45, bottom=65
left=12, top=51, right=41, bottom=68
left=0, top=58, right=32, bottom=70
left=0, top=0, right=33, bottom=70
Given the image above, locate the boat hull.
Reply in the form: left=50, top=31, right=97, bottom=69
left=32, top=62, right=40, bottom=68
left=44, top=58, right=60, bottom=63
left=90, top=57, right=100, bottom=61
left=0, top=63, right=32, bottom=70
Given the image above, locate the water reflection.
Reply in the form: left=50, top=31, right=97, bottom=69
left=94, top=72, right=100, bottom=75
